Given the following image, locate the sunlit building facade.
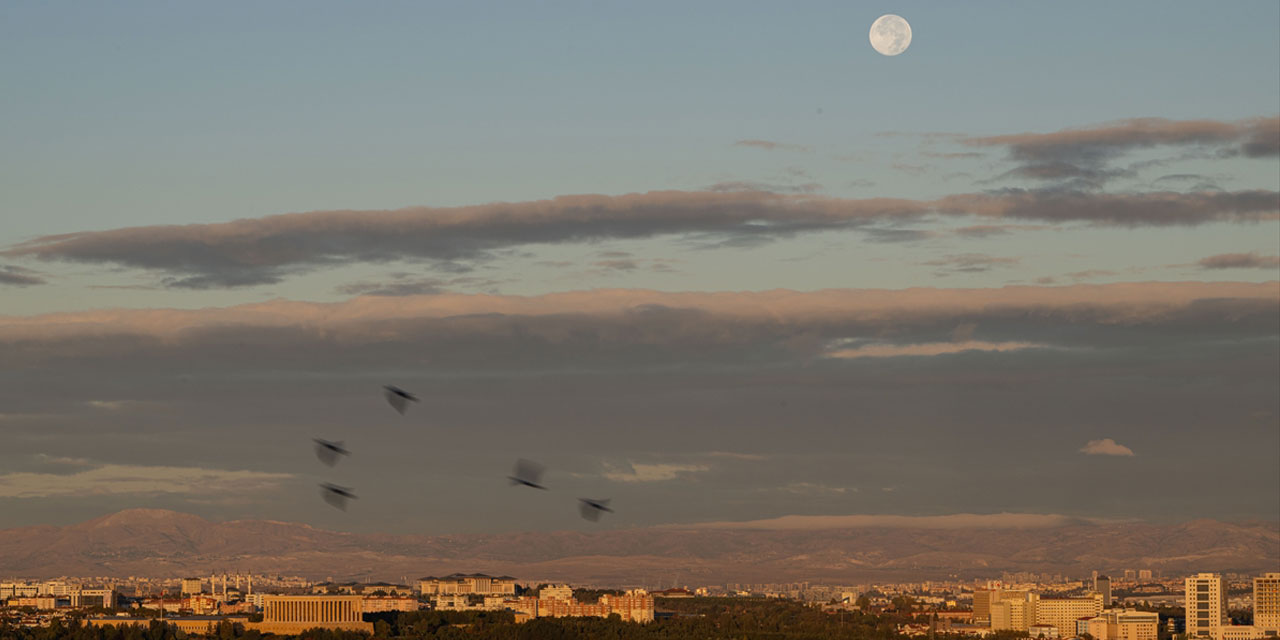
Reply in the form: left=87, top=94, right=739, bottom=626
left=249, top=595, right=373, bottom=634
left=1186, top=574, right=1228, bottom=640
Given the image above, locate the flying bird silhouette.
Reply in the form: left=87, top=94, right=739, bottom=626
left=578, top=498, right=613, bottom=522
left=383, top=385, right=418, bottom=415
left=320, top=483, right=357, bottom=510
left=313, top=439, right=350, bottom=467
left=507, top=459, right=548, bottom=490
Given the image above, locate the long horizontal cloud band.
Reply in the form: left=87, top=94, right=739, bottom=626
left=1, top=283, right=1274, bottom=370
left=6, top=189, right=1278, bottom=288
left=964, top=116, right=1280, bottom=160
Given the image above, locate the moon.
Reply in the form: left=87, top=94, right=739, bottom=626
left=869, top=14, right=912, bottom=56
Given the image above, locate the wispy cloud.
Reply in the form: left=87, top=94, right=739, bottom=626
left=0, top=265, right=45, bottom=286
left=671, top=513, right=1099, bottom=530
left=0, top=464, right=294, bottom=498
left=733, top=139, right=812, bottom=152
left=603, top=462, right=710, bottom=483
left=1197, top=252, right=1280, bottom=270
left=963, top=116, right=1280, bottom=188
left=1079, top=438, right=1136, bottom=457
left=826, top=341, right=1046, bottom=359
left=921, top=253, right=1021, bottom=274
left=705, top=451, right=767, bottom=461
left=776, top=482, right=857, bottom=495
left=704, top=180, right=823, bottom=194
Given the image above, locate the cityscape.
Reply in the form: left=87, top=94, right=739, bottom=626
left=1, top=569, right=1278, bottom=639
left=1, top=2, right=1277, bottom=639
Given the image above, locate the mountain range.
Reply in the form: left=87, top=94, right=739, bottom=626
left=1, top=509, right=1275, bottom=585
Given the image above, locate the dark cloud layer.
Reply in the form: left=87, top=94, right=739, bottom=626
left=2, top=283, right=1274, bottom=371
left=6, top=190, right=1277, bottom=288
left=1, top=283, right=1276, bottom=530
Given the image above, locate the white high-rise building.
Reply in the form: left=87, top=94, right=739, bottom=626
left=1256, top=573, right=1280, bottom=634
left=1185, top=573, right=1228, bottom=639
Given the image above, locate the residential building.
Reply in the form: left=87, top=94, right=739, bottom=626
left=1113, top=609, right=1159, bottom=640
left=539, top=585, right=573, bottom=601
left=7, top=596, right=60, bottom=610
left=1256, top=573, right=1280, bottom=634
left=1029, top=624, right=1060, bottom=638
left=180, top=578, right=203, bottom=596
left=180, top=595, right=219, bottom=615
left=600, top=591, right=655, bottom=623
left=1, top=583, right=39, bottom=599
left=530, top=590, right=654, bottom=623
left=1079, top=610, right=1159, bottom=640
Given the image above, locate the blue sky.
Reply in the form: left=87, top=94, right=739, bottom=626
left=0, top=2, right=1277, bottom=534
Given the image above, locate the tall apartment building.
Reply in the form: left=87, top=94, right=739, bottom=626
left=1185, top=573, right=1228, bottom=639
left=1257, top=573, right=1280, bottom=634
left=180, top=578, right=203, bottom=596
left=1037, top=593, right=1104, bottom=637
left=1096, top=576, right=1113, bottom=606
left=974, top=589, right=996, bottom=625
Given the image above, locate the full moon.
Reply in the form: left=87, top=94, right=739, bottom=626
left=869, top=14, right=912, bottom=56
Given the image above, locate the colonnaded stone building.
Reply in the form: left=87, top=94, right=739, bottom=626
left=248, top=595, right=373, bottom=634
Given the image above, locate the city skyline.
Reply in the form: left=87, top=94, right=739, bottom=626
left=1, top=2, right=1277, bottom=536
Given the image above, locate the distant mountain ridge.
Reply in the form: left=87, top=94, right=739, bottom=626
left=0, top=509, right=1275, bottom=584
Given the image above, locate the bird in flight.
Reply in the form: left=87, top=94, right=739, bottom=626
left=508, top=458, right=548, bottom=490
left=320, top=483, right=357, bottom=510
left=578, top=498, right=614, bottom=522
left=383, top=385, right=419, bottom=415
left=313, top=439, right=350, bottom=467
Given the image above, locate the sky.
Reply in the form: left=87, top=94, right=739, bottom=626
left=0, top=1, right=1277, bottom=535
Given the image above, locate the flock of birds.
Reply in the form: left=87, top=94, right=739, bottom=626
left=314, top=385, right=614, bottom=522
